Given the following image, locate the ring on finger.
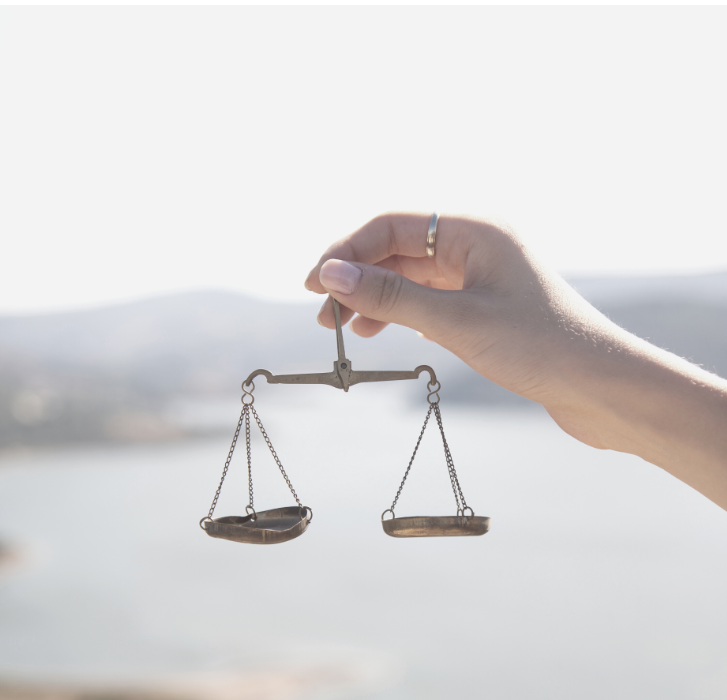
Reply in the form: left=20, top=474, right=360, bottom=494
left=426, top=213, right=439, bottom=259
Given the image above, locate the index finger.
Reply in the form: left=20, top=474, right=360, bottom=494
left=304, top=212, right=438, bottom=294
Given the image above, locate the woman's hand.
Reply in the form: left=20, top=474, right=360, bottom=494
left=305, top=212, right=727, bottom=510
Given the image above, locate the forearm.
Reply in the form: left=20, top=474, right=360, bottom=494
left=550, top=330, right=727, bottom=510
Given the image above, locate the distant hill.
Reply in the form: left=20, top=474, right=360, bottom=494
left=566, top=271, right=727, bottom=306
left=1, top=272, right=726, bottom=447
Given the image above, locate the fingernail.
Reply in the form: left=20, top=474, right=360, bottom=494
left=319, top=260, right=362, bottom=295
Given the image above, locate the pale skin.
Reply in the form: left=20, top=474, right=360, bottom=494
left=305, top=213, right=727, bottom=512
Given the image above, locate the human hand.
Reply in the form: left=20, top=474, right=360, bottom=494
left=305, top=213, right=727, bottom=509
left=304, top=213, right=618, bottom=442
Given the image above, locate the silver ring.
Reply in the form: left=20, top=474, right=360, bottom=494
left=426, top=213, right=438, bottom=258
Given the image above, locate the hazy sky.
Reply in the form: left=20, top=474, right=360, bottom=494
left=1, top=7, right=726, bottom=314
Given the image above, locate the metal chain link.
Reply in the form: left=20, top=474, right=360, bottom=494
left=433, top=403, right=468, bottom=511
left=206, top=406, right=246, bottom=519
left=388, top=386, right=470, bottom=515
left=244, top=403, right=254, bottom=509
left=249, top=405, right=303, bottom=508
left=208, top=379, right=463, bottom=524
left=389, top=404, right=434, bottom=512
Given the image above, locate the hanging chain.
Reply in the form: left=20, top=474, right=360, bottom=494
left=433, top=403, right=468, bottom=512
left=204, top=375, right=469, bottom=528
left=201, top=381, right=304, bottom=529
left=389, top=404, right=434, bottom=512
left=245, top=403, right=254, bottom=510
left=205, top=406, right=246, bottom=520
left=386, top=381, right=470, bottom=516
left=249, top=405, right=303, bottom=508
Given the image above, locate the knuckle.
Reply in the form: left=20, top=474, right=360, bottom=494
left=373, top=269, right=404, bottom=315
left=368, top=212, right=397, bottom=258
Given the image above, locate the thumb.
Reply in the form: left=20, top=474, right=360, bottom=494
left=318, top=259, right=453, bottom=337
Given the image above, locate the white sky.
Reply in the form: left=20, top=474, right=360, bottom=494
left=1, top=7, right=726, bottom=314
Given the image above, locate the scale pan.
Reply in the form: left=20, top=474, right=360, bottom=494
left=382, top=514, right=490, bottom=538
left=203, top=506, right=310, bottom=545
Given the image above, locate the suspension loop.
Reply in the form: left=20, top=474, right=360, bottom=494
left=199, top=517, right=212, bottom=531
left=461, top=506, right=474, bottom=518
left=389, top=404, right=434, bottom=511
left=245, top=505, right=257, bottom=521
left=241, top=380, right=255, bottom=405
left=427, top=380, right=441, bottom=405
left=381, top=508, right=395, bottom=521
left=302, top=506, right=313, bottom=522
left=206, top=406, right=246, bottom=520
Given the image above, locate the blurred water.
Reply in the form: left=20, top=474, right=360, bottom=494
left=1, top=388, right=726, bottom=699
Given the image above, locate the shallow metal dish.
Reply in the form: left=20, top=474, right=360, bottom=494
left=382, top=514, right=490, bottom=538
left=202, top=506, right=311, bottom=545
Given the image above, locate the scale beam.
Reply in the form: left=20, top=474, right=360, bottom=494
left=244, top=364, right=437, bottom=391
left=243, top=300, right=437, bottom=391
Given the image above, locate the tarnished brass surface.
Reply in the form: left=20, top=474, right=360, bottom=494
left=382, top=515, right=490, bottom=538
left=203, top=506, right=310, bottom=545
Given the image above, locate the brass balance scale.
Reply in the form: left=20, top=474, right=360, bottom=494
left=199, top=299, right=490, bottom=545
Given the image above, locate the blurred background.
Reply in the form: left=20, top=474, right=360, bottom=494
left=1, top=6, right=727, bottom=699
